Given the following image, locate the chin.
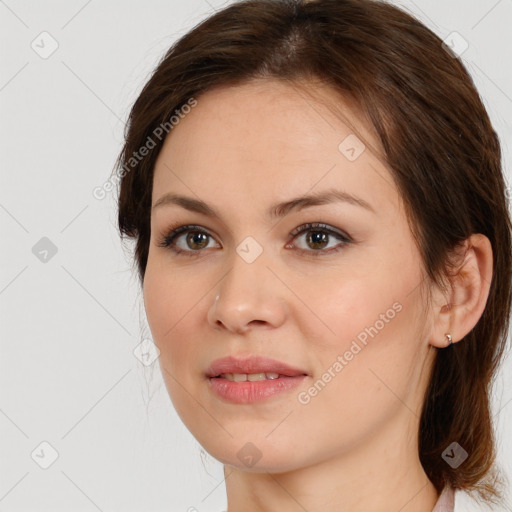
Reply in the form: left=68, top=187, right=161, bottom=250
left=200, top=438, right=307, bottom=473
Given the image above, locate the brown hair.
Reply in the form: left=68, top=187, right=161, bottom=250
left=113, top=0, right=512, bottom=505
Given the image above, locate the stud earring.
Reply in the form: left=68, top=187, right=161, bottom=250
left=445, top=333, right=453, bottom=346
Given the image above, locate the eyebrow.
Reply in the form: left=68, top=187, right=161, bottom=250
left=151, top=187, right=375, bottom=219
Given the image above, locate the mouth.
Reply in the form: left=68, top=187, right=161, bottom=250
left=211, top=372, right=304, bottom=381
left=205, top=355, right=309, bottom=404
left=205, top=355, right=309, bottom=379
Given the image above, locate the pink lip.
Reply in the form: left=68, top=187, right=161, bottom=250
left=206, top=355, right=309, bottom=404
left=206, top=355, right=308, bottom=378
left=208, top=375, right=307, bottom=404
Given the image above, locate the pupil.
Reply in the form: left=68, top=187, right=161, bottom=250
left=188, top=232, right=208, bottom=249
left=308, top=231, right=328, bottom=250
left=185, top=231, right=329, bottom=251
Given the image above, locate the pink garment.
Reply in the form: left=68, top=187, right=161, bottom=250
left=432, top=486, right=455, bottom=512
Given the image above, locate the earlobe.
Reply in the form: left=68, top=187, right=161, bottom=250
left=428, top=233, right=493, bottom=349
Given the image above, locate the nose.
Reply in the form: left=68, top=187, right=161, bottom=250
left=207, top=250, right=287, bottom=334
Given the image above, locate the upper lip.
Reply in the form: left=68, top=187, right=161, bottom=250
left=206, top=355, right=308, bottom=377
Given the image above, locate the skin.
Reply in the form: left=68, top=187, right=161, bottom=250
left=143, top=78, right=493, bottom=512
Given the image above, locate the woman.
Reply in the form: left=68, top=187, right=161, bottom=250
left=113, top=0, right=511, bottom=510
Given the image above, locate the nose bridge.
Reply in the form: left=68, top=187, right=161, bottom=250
left=222, top=241, right=272, bottom=307
left=209, top=240, right=286, bottom=332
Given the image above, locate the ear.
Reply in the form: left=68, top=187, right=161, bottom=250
left=428, top=233, right=493, bottom=348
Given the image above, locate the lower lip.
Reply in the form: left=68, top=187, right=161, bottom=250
left=208, top=375, right=307, bottom=404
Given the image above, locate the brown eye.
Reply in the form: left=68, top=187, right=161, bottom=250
left=158, top=222, right=352, bottom=258
left=305, top=231, right=329, bottom=250
left=288, top=222, right=352, bottom=256
left=185, top=231, right=210, bottom=250
left=157, top=224, right=219, bottom=256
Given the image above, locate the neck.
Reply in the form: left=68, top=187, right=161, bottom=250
left=223, top=411, right=439, bottom=512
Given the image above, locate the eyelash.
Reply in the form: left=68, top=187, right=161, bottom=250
left=156, top=222, right=352, bottom=258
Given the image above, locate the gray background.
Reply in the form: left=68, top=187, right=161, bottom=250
left=1, top=1, right=511, bottom=510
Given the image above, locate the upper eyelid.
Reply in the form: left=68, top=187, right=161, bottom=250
left=157, top=223, right=355, bottom=259
left=290, top=222, right=350, bottom=239
left=166, top=222, right=350, bottom=245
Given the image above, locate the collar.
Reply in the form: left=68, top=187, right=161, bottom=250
left=432, top=486, right=455, bottom=512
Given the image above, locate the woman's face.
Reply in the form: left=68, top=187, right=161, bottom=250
left=143, top=79, right=437, bottom=472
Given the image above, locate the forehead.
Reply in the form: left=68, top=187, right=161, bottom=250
left=152, top=78, right=398, bottom=217
left=156, top=78, right=376, bottom=161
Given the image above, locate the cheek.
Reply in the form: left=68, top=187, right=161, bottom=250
left=143, top=266, right=199, bottom=370
left=295, top=253, right=425, bottom=405
left=144, top=258, right=198, bottom=337
left=143, top=267, right=208, bottom=422
left=314, top=281, right=424, bottom=412
left=294, top=260, right=414, bottom=354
